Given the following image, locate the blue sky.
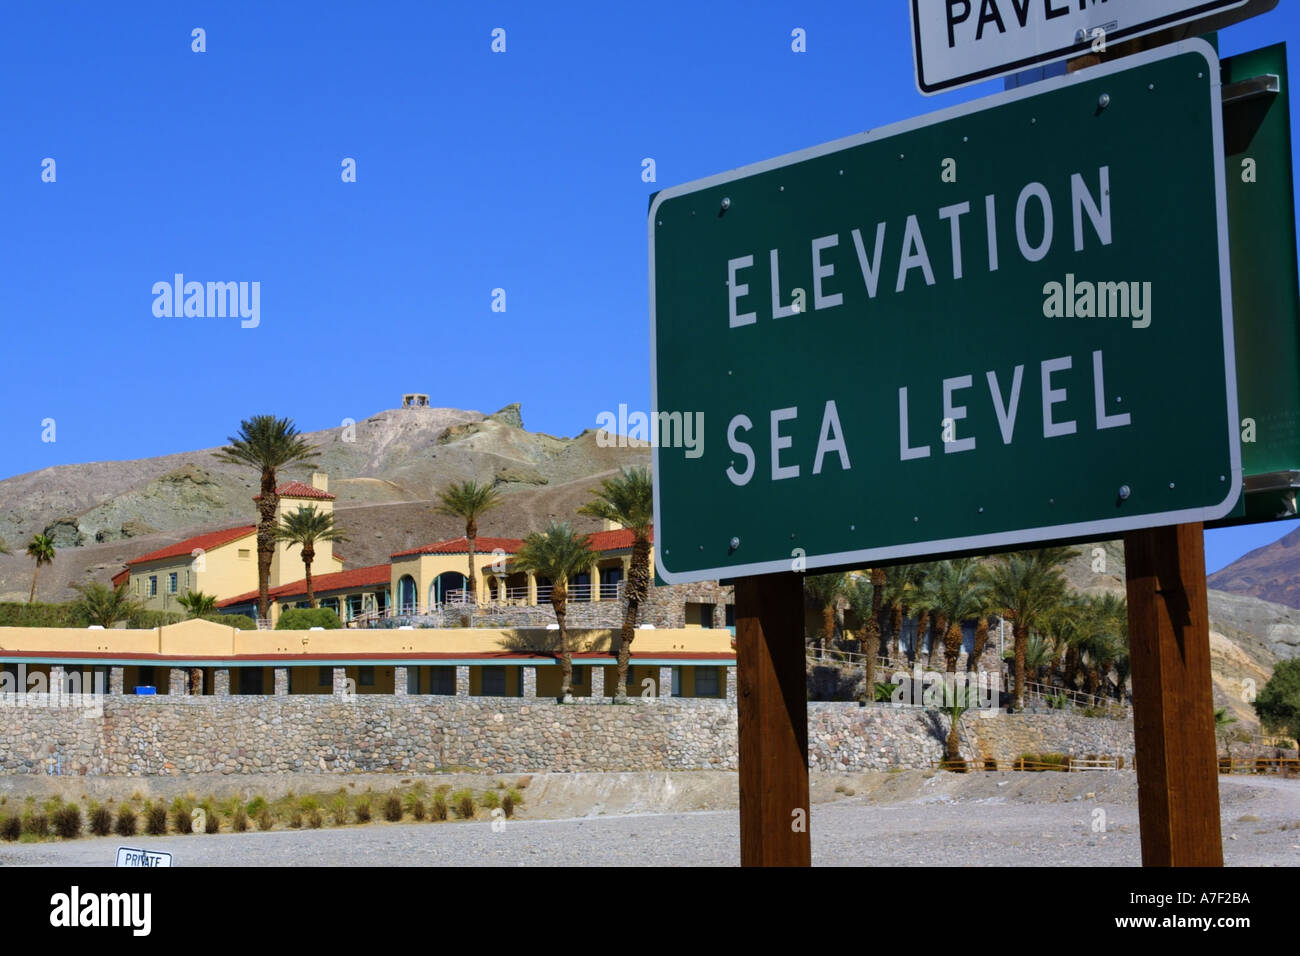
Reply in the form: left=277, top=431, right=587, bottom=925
left=1, top=1, right=1297, bottom=574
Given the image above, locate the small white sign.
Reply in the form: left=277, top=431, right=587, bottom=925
left=910, top=0, right=1251, bottom=94
left=115, top=846, right=172, bottom=868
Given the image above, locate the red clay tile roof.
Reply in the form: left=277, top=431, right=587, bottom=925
left=253, top=481, right=335, bottom=501
left=111, top=568, right=131, bottom=588
left=391, top=536, right=524, bottom=558
left=217, top=563, right=391, bottom=608
left=583, top=528, right=652, bottom=552
left=126, top=525, right=257, bottom=566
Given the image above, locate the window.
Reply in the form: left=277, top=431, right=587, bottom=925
left=148, top=576, right=157, bottom=597
left=571, top=665, right=585, bottom=686
left=725, top=604, right=735, bottom=627
left=430, top=667, right=455, bottom=695
left=358, top=666, right=375, bottom=687
left=135, top=666, right=155, bottom=691
left=695, top=667, right=720, bottom=697
left=671, top=667, right=681, bottom=696
left=318, top=667, right=333, bottom=687
left=481, top=666, right=506, bottom=696
left=685, top=602, right=714, bottom=628
left=346, top=594, right=362, bottom=620
left=168, top=572, right=178, bottom=594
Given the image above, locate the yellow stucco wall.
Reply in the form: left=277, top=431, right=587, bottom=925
left=0, top=619, right=733, bottom=658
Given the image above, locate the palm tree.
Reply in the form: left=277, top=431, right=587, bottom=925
left=909, top=564, right=933, bottom=666
left=880, top=564, right=917, bottom=662
left=942, top=682, right=980, bottom=769
left=176, top=591, right=218, bottom=618
left=214, top=416, right=318, bottom=622
left=921, top=559, right=991, bottom=673
left=804, top=573, right=846, bottom=660
left=513, top=522, right=597, bottom=700
left=576, top=466, right=652, bottom=702
left=987, top=547, right=1075, bottom=711
left=434, top=480, right=503, bottom=605
left=25, top=534, right=55, bottom=604
left=70, top=581, right=143, bottom=628
left=274, top=505, right=349, bottom=607
left=845, top=575, right=879, bottom=699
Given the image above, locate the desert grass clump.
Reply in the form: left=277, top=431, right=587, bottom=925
left=0, top=815, right=21, bottom=841
left=329, top=795, right=349, bottom=826
left=204, top=809, right=220, bottom=834
left=308, top=808, right=324, bottom=829
left=451, top=789, right=476, bottom=820
left=89, top=804, right=113, bottom=836
left=114, top=804, right=137, bottom=837
left=145, top=802, right=168, bottom=836
left=53, top=805, right=83, bottom=839
left=500, top=792, right=515, bottom=818
left=171, top=798, right=193, bottom=835
left=289, top=811, right=303, bottom=829
left=480, top=789, right=501, bottom=811
left=256, top=808, right=274, bottom=831
left=383, top=793, right=404, bottom=822
left=354, top=799, right=372, bottom=824
left=430, top=794, right=448, bottom=821
left=232, top=807, right=249, bottom=832
left=246, top=795, right=267, bottom=816
left=24, top=811, right=49, bottom=838
left=406, top=791, right=427, bottom=821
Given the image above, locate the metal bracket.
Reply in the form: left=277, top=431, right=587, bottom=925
left=1222, top=74, right=1280, bottom=106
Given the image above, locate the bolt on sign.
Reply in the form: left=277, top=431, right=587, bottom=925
left=909, top=0, right=1268, bottom=95
left=649, top=40, right=1239, bottom=584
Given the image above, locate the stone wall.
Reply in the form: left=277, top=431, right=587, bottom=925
left=0, top=694, right=1131, bottom=776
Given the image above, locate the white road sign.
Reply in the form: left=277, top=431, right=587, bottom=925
left=910, top=0, right=1253, bottom=93
left=116, top=846, right=172, bottom=867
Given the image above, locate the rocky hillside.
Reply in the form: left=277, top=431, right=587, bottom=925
left=1207, top=523, right=1300, bottom=610
left=0, top=403, right=648, bottom=603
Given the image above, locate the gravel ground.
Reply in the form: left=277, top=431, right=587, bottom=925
left=1, top=772, right=1296, bottom=866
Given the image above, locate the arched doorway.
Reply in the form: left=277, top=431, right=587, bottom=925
left=398, top=575, right=417, bottom=613
left=433, top=571, right=468, bottom=605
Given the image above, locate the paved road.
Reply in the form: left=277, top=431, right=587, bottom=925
left=3, top=792, right=1296, bottom=867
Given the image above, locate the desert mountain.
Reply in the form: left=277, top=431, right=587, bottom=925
left=0, top=403, right=647, bottom=603
left=1207, top=523, right=1300, bottom=610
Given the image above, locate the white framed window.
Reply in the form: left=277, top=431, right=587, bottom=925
left=168, top=572, right=178, bottom=593
left=149, top=576, right=158, bottom=597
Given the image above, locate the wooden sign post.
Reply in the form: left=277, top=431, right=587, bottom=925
left=735, top=574, right=811, bottom=866
left=1124, top=523, right=1224, bottom=866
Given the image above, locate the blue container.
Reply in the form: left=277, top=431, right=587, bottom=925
left=134, top=686, right=156, bottom=695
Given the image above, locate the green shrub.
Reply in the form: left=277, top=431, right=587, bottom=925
left=232, top=807, right=249, bottom=832
left=431, top=795, right=448, bottom=821
left=354, top=800, right=372, bottom=824
left=452, top=790, right=476, bottom=820
left=506, top=787, right=524, bottom=807
left=275, top=607, right=342, bottom=630
left=0, top=815, right=20, bottom=841
left=383, top=794, right=403, bottom=822
left=127, top=609, right=187, bottom=629
left=53, top=805, right=82, bottom=839
left=114, top=805, right=137, bottom=837
left=24, top=812, right=49, bottom=838
left=89, top=804, right=113, bottom=836
left=0, top=601, right=81, bottom=628
left=246, top=795, right=267, bottom=816
left=298, top=796, right=320, bottom=813
left=480, top=790, right=501, bottom=810
left=203, top=612, right=257, bottom=630
left=145, top=803, right=167, bottom=835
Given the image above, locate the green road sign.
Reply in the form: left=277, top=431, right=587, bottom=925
left=1208, top=42, right=1300, bottom=526
left=650, top=40, right=1239, bottom=584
